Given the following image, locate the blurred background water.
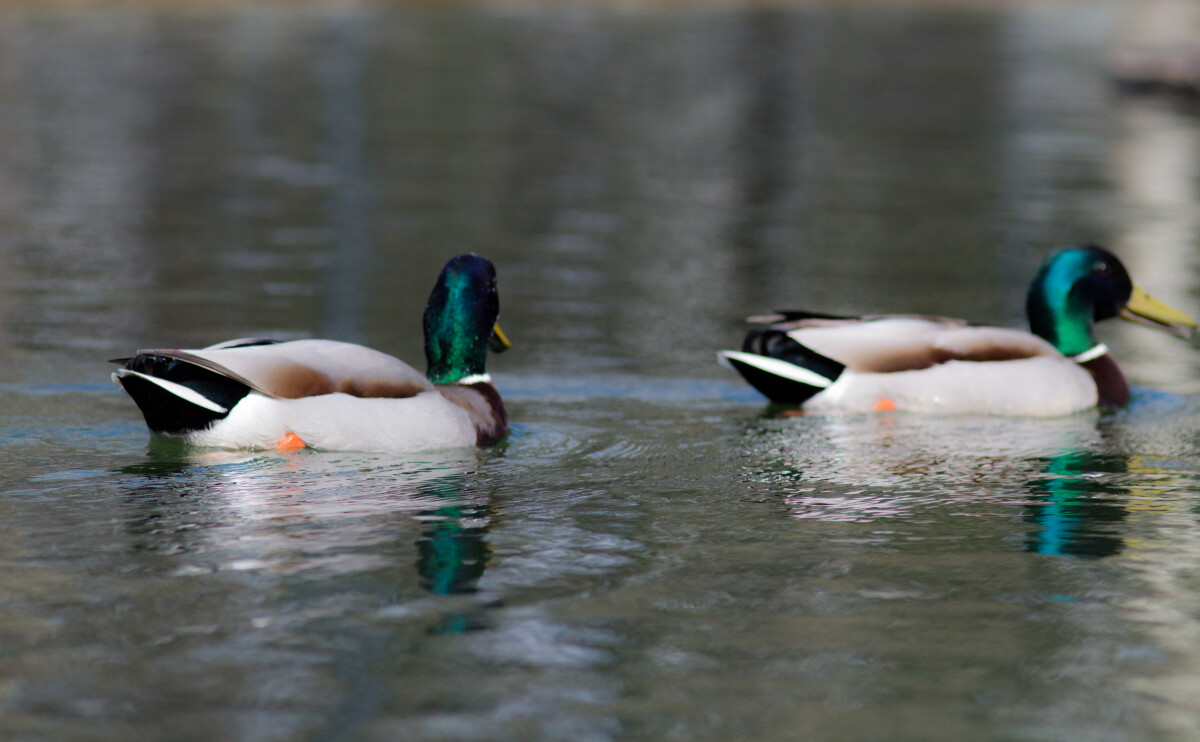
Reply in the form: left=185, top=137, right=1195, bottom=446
left=4, top=1, right=1200, bottom=739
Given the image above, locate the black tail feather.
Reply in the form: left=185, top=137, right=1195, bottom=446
left=722, top=356, right=822, bottom=405
left=116, top=354, right=252, bottom=434
left=724, top=329, right=845, bottom=405
left=743, top=328, right=845, bottom=381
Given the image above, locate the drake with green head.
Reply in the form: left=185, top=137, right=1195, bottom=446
left=112, top=254, right=512, bottom=452
left=424, top=254, right=510, bottom=385
left=718, top=245, right=1195, bottom=416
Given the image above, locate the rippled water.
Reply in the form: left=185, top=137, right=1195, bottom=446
left=4, top=2, right=1200, bottom=740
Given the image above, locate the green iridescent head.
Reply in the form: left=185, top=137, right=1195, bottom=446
left=1026, top=244, right=1195, bottom=357
left=423, top=254, right=510, bottom=385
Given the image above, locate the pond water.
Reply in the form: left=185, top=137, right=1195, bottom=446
left=3, top=1, right=1200, bottom=740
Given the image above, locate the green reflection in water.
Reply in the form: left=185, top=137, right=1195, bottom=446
left=1025, top=451, right=1127, bottom=559
left=416, top=481, right=492, bottom=597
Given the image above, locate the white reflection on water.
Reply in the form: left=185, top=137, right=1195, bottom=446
left=745, top=393, right=1200, bottom=560
left=752, top=410, right=1101, bottom=496
left=119, top=446, right=490, bottom=586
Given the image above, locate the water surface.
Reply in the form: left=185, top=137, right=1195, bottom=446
left=3, top=2, right=1200, bottom=740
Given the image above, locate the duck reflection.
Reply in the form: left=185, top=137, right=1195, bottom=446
left=116, top=445, right=495, bottom=599
left=756, top=412, right=1105, bottom=520
left=414, top=479, right=496, bottom=635
left=748, top=412, right=1156, bottom=561
left=1023, top=451, right=1128, bottom=559
left=415, top=481, right=492, bottom=596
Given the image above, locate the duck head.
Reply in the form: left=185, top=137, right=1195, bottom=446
left=1026, top=244, right=1195, bottom=358
left=424, top=254, right=510, bottom=385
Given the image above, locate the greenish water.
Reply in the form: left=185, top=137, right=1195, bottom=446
left=3, top=3, right=1200, bottom=740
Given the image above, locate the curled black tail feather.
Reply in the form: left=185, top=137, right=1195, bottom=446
left=116, top=354, right=252, bottom=434
left=722, top=328, right=845, bottom=405
left=743, top=328, right=845, bottom=382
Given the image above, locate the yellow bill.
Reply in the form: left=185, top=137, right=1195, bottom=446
left=1120, top=285, right=1197, bottom=338
left=488, top=322, right=512, bottom=352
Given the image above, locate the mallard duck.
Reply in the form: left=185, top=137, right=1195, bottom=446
left=112, top=254, right=512, bottom=451
left=718, top=245, right=1195, bottom=416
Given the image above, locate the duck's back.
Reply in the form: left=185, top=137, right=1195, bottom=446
left=791, top=318, right=1059, bottom=373
left=142, top=339, right=434, bottom=400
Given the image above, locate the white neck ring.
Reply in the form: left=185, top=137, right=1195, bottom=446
left=1071, top=343, right=1108, bottom=364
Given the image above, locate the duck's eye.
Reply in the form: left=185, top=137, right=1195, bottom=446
left=1093, top=261, right=1109, bottom=274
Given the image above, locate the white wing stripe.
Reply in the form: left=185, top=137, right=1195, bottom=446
left=113, top=369, right=229, bottom=414
left=717, top=351, right=834, bottom=388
